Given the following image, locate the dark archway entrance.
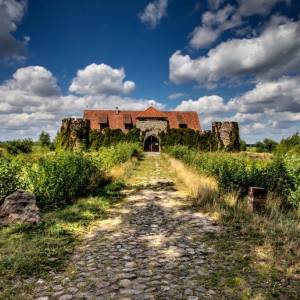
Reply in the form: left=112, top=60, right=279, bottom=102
left=144, top=135, right=159, bottom=152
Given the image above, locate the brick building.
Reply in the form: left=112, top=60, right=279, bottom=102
left=83, top=106, right=201, bottom=151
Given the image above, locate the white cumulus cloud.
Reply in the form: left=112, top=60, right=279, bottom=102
left=0, top=65, right=163, bottom=140
left=176, top=95, right=228, bottom=114
left=237, top=0, right=290, bottom=17
left=69, top=63, right=136, bottom=96
left=139, top=0, right=168, bottom=29
left=171, top=19, right=300, bottom=85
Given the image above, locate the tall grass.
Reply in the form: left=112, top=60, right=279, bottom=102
left=165, top=145, right=298, bottom=208
left=167, top=156, right=218, bottom=205
left=165, top=154, right=300, bottom=298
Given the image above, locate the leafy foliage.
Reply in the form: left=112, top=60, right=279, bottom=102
left=240, top=139, right=247, bottom=151
left=284, top=152, right=300, bottom=207
left=275, top=133, right=300, bottom=155
left=255, top=138, right=278, bottom=153
left=3, top=139, right=34, bottom=155
left=160, top=128, right=219, bottom=151
left=39, top=131, right=51, bottom=148
left=0, top=158, right=23, bottom=203
left=87, top=142, right=143, bottom=170
left=24, top=152, right=103, bottom=209
left=89, top=128, right=142, bottom=150
left=165, top=145, right=299, bottom=208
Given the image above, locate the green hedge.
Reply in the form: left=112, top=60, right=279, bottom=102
left=165, top=146, right=299, bottom=208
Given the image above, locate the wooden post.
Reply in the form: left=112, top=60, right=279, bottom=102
left=248, top=187, right=267, bottom=212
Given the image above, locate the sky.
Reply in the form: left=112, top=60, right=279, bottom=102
left=0, top=0, right=300, bottom=143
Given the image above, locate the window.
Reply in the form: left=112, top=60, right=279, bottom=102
left=125, top=123, right=133, bottom=130
left=179, top=124, right=187, bottom=128
left=99, top=123, right=109, bottom=130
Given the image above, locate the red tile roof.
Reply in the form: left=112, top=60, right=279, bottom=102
left=136, top=106, right=168, bottom=118
left=83, top=106, right=201, bottom=131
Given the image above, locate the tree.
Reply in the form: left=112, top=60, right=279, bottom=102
left=240, top=139, right=247, bottom=151
left=275, top=133, right=300, bottom=155
left=255, top=138, right=278, bottom=153
left=39, top=131, right=51, bottom=147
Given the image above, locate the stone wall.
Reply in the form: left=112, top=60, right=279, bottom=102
left=136, top=119, right=168, bottom=136
left=212, top=121, right=240, bottom=151
left=58, top=118, right=90, bottom=150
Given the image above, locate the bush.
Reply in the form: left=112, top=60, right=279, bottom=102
left=25, top=152, right=103, bottom=209
left=160, top=128, right=219, bottom=151
left=165, top=146, right=294, bottom=203
left=89, top=128, right=142, bottom=150
left=275, top=133, right=300, bottom=156
left=284, top=152, right=300, bottom=208
left=255, top=138, right=278, bottom=153
left=0, top=158, right=22, bottom=203
left=89, top=142, right=143, bottom=170
left=5, top=139, right=34, bottom=155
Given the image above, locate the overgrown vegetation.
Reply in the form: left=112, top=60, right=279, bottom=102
left=165, top=155, right=300, bottom=299
left=24, top=152, right=104, bottom=209
left=275, top=132, right=300, bottom=155
left=0, top=139, right=34, bottom=155
left=159, top=128, right=219, bottom=151
left=0, top=142, right=143, bottom=209
left=0, top=190, right=119, bottom=299
left=89, top=128, right=142, bottom=149
left=165, top=145, right=299, bottom=208
left=0, top=142, right=142, bottom=299
left=255, top=138, right=278, bottom=153
left=0, top=158, right=23, bottom=203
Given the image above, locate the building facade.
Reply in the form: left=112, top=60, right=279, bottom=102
left=83, top=106, right=201, bottom=151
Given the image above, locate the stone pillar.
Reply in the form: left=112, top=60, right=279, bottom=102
left=58, top=118, right=90, bottom=150
left=247, top=187, right=267, bottom=212
left=212, top=121, right=240, bottom=151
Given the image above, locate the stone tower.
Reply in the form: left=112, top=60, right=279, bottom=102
left=58, top=118, right=90, bottom=150
left=212, top=121, right=240, bottom=151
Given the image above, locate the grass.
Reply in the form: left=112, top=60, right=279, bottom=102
left=165, top=155, right=218, bottom=204
left=0, top=193, right=116, bottom=299
left=0, top=157, right=137, bottom=299
left=166, top=155, right=300, bottom=299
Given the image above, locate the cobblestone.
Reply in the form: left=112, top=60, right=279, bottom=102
left=33, top=155, right=219, bottom=299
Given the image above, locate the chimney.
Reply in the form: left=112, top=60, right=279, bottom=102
left=115, top=106, right=119, bottom=115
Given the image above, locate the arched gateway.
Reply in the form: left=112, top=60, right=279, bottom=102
left=144, top=135, right=159, bottom=152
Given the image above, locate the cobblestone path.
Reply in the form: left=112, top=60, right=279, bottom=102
left=34, top=154, right=219, bottom=300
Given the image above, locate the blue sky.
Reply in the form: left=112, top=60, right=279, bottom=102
left=0, top=0, right=300, bottom=142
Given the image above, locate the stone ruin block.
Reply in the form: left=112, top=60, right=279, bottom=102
left=59, top=118, right=90, bottom=150
left=0, top=189, right=40, bottom=225
left=247, top=187, right=267, bottom=212
left=212, top=121, right=240, bottom=151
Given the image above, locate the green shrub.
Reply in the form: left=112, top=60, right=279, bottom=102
left=25, top=152, right=103, bottom=209
left=275, top=133, right=300, bottom=155
left=0, top=158, right=22, bottom=203
left=4, top=139, right=34, bottom=155
left=89, top=142, right=143, bottom=170
left=89, top=128, right=142, bottom=150
left=165, top=146, right=294, bottom=202
left=284, top=152, right=300, bottom=208
left=160, top=128, right=219, bottom=151
left=255, top=138, right=278, bottom=153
